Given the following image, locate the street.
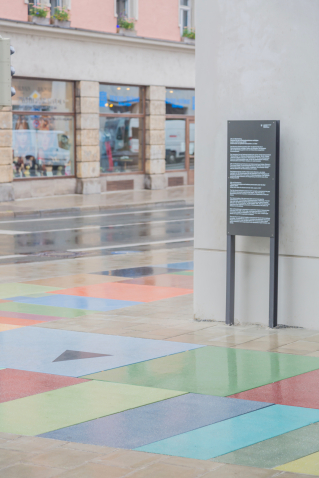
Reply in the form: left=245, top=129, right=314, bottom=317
left=0, top=202, right=194, bottom=263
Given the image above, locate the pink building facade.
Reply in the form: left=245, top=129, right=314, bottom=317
left=0, top=1, right=195, bottom=201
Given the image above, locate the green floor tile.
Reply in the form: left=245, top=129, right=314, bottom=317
left=212, top=423, right=319, bottom=468
left=0, top=283, right=63, bottom=299
left=170, top=271, right=193, bottom=276
left=0, top=381, right=184, bottom=436
left=83, top=347, right=319, bottom=396
left=0, top=302, right=87, bottom=319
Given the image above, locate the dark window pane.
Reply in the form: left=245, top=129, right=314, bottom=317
left=166, top=88, right=195, bottom=115
left=99, top=117, right=144, bottom=173
left=165, top=119, right=186, bottom=170
left=12, top=114, right=74, bottom=178
left=12, top=79, right=74, bottom=113
left=99, top=85, right=143, bottom=114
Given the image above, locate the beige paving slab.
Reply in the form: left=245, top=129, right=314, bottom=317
left=0, top=437, right=66, bottom=454
left=0, top=463, right=64, bottom=478
left=93, top=450, right=161, bottom=469
left=24, top=448, right=99, bottom=469
left=125, top=462, right=204, bottom=478
left=54, top=462, right=129, bottom=478
left=272, top=340, right=319, bottom=355
left=25, top=274, right=126, bottom=288
left=160, top=455, right=224, bottom=471
left=234, top=335, right=299, bottom=351
left=202, top=463, right=291, bottom=477
left=61, top=442, right=118, bottom=455
left=0, top=449, right=30, bottom=469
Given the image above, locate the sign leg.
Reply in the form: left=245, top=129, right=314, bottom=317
left=269, top=236, right=279, bottom=328
left=226, top=235, right=235, bottom=326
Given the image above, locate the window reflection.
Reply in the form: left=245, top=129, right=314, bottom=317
left=165, top=119, right=186, bottom=170
left=99, top=85, right=142, bottom=115
left=13, top=115, right=74, bottom=178
left=99, top=117, right=143, bottom=173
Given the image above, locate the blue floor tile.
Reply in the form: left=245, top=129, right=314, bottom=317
left=157, top=262, right=194, bottom=270
left=9, top=295, right=141, bottom=312
left=90, top=267, right=180, bottom=278
left=136, top=405, right=319, bottom=460
left=38, top=394, right=272, bottom=448
left=0, top=327, right=203, bottom=377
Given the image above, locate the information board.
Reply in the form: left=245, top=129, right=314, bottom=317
left=227, top=120, right=279, bottom=237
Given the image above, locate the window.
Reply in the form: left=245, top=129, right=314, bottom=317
left=99, top=84, right=144, bottom=174
left=180, top=0, right=191, bottom=36
left=165, top=88, right=195, bottom=172
left=116, top=0, right=128, bottom=17
left=12, top=78, right=75, bottom=179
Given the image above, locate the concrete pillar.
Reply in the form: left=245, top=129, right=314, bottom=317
left=0, top=107, right=14, bottom=202
left=75, top=81, right=101, bottom=194
left=144, top=86, right=166, bottom=190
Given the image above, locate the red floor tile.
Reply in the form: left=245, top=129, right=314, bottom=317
left=120, top=274, right=193, bottom=289
left=49, top=282, right=193, bottom=303
left=0, top=317, right=44, bottom=326
left=0, top=369, right=88, bottom=403
left=230, top=369, right=319, bottom=408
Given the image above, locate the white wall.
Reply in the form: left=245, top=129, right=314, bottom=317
left=195, top=0, right=319, bottom=329
left=0, top=20, right=195, bottom=87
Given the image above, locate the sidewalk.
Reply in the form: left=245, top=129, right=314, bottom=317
left=0, top=186, right=194, bottom=218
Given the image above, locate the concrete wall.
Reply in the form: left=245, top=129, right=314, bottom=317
left=194, top=0, right=319, bottom=329
left=0, top=22, right=195, bottom=87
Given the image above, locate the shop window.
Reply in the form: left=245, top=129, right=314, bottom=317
left=99, top=84, right=144, bottom=174
left=12, top=78, right=75, bottom=179
left=165, top=88, right=195, bottom=173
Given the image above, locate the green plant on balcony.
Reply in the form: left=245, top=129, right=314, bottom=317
left=117, top=16, right=135, bottom=30
left=53, top=7, right=70, bottom=22
left=29, top=4, right=49, bottom=18
left=182, top=27, right=195, bottom=39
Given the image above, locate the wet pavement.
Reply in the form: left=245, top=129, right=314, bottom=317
left=0, top=211, right=318, bottom=475
left=0, top=202, right=194, bottom=263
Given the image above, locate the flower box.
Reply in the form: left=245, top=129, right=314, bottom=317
left=51, top=18, right=71, bottom=28
left=182, top=36, right=195, bottom=45
left=117, top=27, right=137, bottom=36
left=28, top=15, right=50, bottom=26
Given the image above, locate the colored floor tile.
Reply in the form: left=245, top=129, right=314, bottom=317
left=0, top=381, right=184, bottom=436
left=275, top=450, right=319, bottom=475
left=121, top=274, right=193, bottom=289
left=0, top=323, right=22, bottom=332
left=0, top=326, right=202, bottom=377
left=83, top=346, right=319, bottom=396
left=0, top=301, right=89, bottom=319
left=91, top=266, right=181, bottom=278
left=0, top=310, right=70, bottom=322
left=0, top=369, right=87, bottom=403
left=0, top=283, right=63, bottom=299
left=25, top=274, right=126, bottom=288
left=212, top=423, right=319, bottom=469
left=11, top=294, right=142, bottom=312
left=170, top=271, right=193, bottom=276
left=137, top=405, right=319, bottom=460
left=49, top=282, right=193, bottom=303
left=39, top=394, right=272, bottom=449
left=0, top=317, right=44, bottom=326
left=230, top=369, right=319, bottom=409
left=158, top=262, right=194, bottom=270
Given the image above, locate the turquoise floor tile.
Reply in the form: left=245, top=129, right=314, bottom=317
left=136, top=405, right=319, bottom=460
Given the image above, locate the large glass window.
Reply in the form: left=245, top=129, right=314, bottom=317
left=99, top=84, right=144, bottom=174
left=12, top=79, right=75, bottom=179
left=180, top=0, right=191, bottom=36
left=165, top=88, right=195, bottom=175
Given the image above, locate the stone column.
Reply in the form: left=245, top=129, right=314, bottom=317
left=144, top=86, right=166, bottom=190
left=0, top=107, right=14, bottom=202
left=75, top=81, right=101, bottom=194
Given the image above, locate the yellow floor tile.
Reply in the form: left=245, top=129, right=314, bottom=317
left=275, top=451, right=319, bottom=475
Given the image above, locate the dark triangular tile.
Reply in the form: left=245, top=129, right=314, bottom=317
left=53, top=350, right=112, bottom=363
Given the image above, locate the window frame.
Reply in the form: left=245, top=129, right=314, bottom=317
left=12, top=76, right=76, bottom=182
left=165, top=87, right=195, bottom=173
left=179, top=0, right=192, bottom=36
left=99, top=82, right=146, bottom=176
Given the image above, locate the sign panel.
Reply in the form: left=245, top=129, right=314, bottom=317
left=227, top=120, right=279, bottom=237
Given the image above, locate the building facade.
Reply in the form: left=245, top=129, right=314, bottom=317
left=0, top=0, right=195, bottom=200
left=195, top=0, right=319, bottom=329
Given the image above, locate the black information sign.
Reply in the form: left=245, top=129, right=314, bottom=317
left=227, top=121, right=280, bottom=238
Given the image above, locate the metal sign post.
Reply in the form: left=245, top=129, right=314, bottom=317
left=226, top=120, right=280, bottom=328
